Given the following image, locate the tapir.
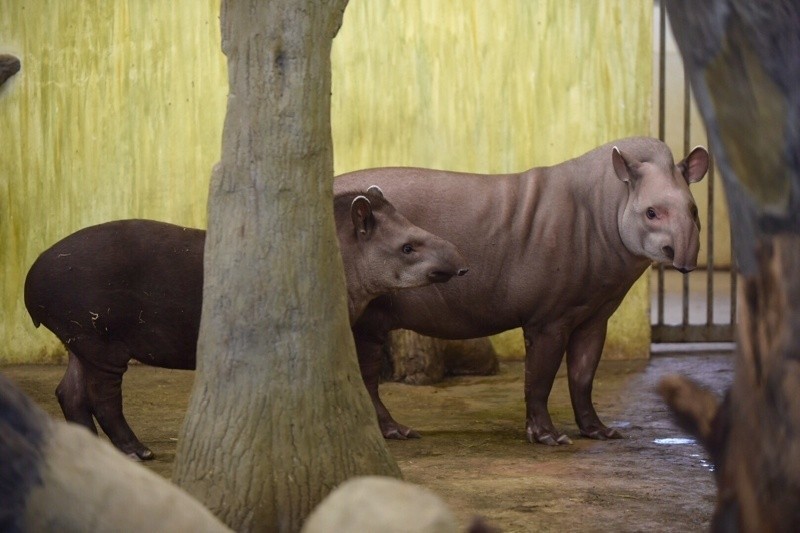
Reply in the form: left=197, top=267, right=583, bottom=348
left=335, top=137, right=709, bottom=444
left=24, top=186, right=468, bottom=460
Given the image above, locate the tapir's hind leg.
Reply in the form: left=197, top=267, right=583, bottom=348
left=56, top=350, right=97, bottom=434
left=70, top=340, right=154, bottom=461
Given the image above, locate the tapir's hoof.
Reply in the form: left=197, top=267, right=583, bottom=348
left=126, top=447, right=155, bottom=461
left=582, top=427, right=625, bottom=440
left=381, top=423, right=421, bottom=440
left=526, top=427, right=572, bottom=446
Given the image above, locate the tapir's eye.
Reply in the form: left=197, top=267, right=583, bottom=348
left=402, top=243, right=414, bottom=254
left=646, top=208, right=657, bottom=220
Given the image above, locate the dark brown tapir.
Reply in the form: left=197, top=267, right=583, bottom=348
left=335, top=137, right=709, bottom=444
left=24, top=187, right=468, bottom=460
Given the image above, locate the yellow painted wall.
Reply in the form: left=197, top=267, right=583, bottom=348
left=1, top=0, right=652, bottom=364
left=0, top=1, right=227, bottom=363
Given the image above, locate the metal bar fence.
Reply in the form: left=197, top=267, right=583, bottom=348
left=650, top=0, right=737, bottom=345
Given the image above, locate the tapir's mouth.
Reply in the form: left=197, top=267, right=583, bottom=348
left=428, top=271, right=455, bottom=283
left=428, top=267, right=469, bottom=283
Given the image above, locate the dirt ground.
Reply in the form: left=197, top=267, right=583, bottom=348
left=3, top=353, right=732, bottom=532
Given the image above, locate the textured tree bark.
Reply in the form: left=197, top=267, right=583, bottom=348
left=171, top=1, right=400, bottom=531
left=661, top=1, right=800, bottom=529
left=385, top=330, right=499, bottom=385
left=719, top=235, right=800, bottom=531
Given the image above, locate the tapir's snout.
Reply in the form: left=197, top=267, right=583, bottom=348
left=427, top=245, right=469, bottom=284
left=670, top=224, right=700, bottom=274
left=671, top=250, right=698, bottom=274
left=428, top=271, right=455, bottom=283
left=428, top=265, right=469, bottom=284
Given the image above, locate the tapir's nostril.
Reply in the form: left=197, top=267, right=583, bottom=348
left=663, top=246, right=675, bottom=260
left=457, top=268, right=469, bottom=277
left=676, top=266, right=694, bottom=274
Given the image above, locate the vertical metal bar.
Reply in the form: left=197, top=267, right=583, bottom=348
left=657, top=0, right=667, bottom=326
left=706, top=142, right=715, bottom=326
left=682, top=60, right=691, bottom=327
left=731, top=256, right=738, bottom=326
left=658, top=0, right=666, bottom=142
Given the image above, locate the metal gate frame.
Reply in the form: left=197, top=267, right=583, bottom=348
left=650, top=0, right=737, bottom=344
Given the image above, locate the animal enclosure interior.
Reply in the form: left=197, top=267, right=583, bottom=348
left=2, top=0, right=766, bottom=531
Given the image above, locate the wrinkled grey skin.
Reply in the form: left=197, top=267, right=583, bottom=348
left=335, top=137, right=708, bottom=444
left=24, top=187, right=467, bottom=460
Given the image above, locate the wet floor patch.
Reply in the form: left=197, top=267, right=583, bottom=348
left=653, top=437, right=695, bottom=445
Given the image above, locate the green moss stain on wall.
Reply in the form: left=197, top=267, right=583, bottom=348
left=332, top=1, right=652, bottom=359
left=0, top=1, right=226, bottom=363
left=2, top=1, right=651, bottom=363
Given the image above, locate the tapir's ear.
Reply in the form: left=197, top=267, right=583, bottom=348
left=677, top=146, right=709, bottom=185
left=611, top=146, right=640, bottom=185
left=351, top=195, right=375, bottom=237
left=366, top=185, right=384, bottom=199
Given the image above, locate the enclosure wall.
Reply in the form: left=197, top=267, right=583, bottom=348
left=1, top=0, right=652, bottom=363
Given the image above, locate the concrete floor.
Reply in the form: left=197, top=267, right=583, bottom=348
left=3, top=352, right=733, bottom=532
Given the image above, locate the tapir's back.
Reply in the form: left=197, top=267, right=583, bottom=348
left=24, top=220, right=205, bottom=368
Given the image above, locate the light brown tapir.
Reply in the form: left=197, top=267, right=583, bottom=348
left=335, top=137, right=709, bottom=445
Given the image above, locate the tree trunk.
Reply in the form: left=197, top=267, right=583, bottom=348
left=172, top=1, right=400, bottom=531
left=721, top=235, right=800, bottom=530
left=662, top=1, right=800, bottom=528
left=385, top=330, right=499, bottom=385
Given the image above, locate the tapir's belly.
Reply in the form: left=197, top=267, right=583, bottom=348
left=383, top=271, right=611, bottom=339
left=107, top=297, right=201, bottom=369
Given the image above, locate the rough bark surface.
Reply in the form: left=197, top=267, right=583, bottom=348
left=663, top=1, right=800, bottom=529
left=719, top=236, right=800, bottom=531
left=385, top=330, right=499, bottom=385
left=171, top=1, right=400, bottom=531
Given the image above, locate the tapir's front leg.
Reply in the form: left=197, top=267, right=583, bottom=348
left=523, top=323, right=572, bottom=445
left=352, top=326, right=420, bottom=440
left=566, top=317, right=624, bottom=440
